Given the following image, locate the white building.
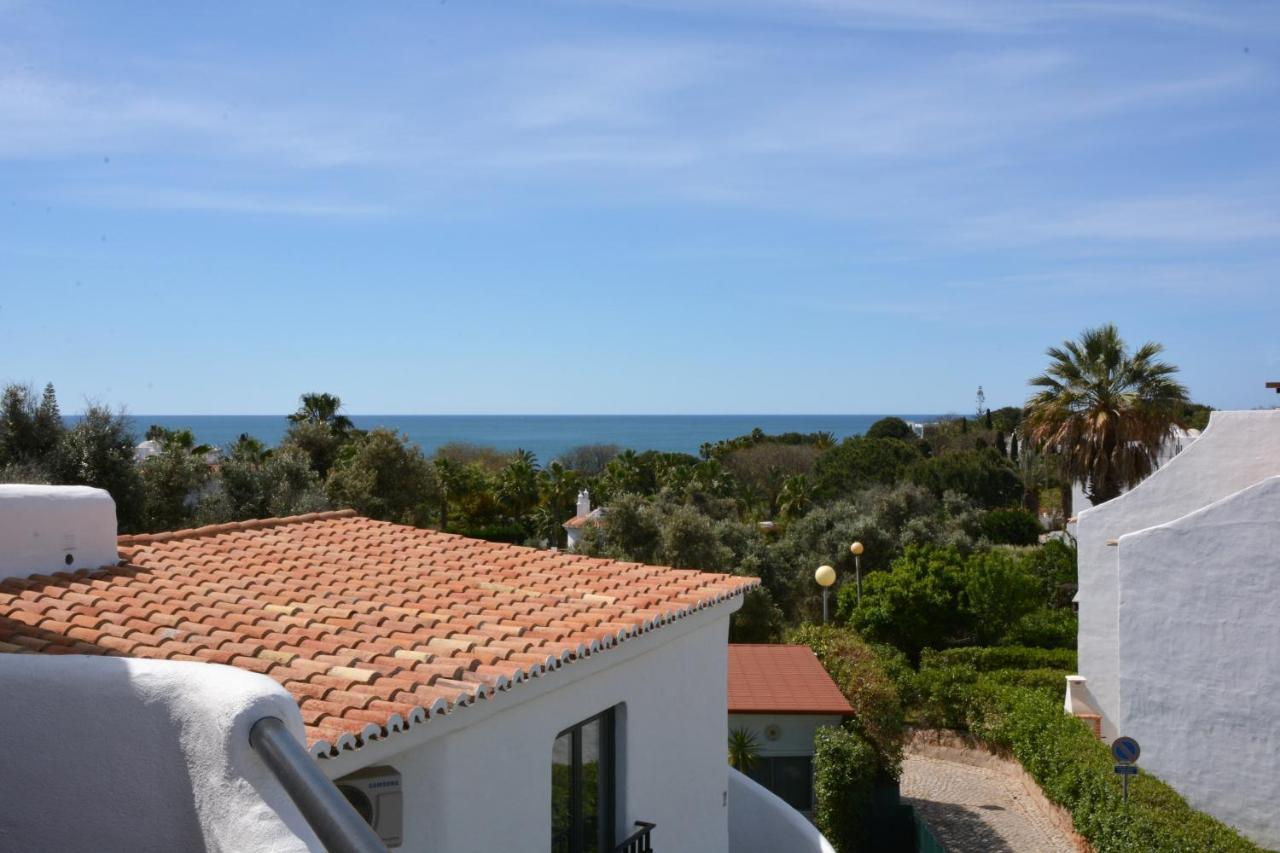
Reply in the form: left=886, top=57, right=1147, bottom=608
left=0, top=484, right=834, bottom=852
left=1069, top=410, right=1280, bottom=848
left=727, top=644, right=852, bottom=814
left=563, top=489, right=605, bottom=550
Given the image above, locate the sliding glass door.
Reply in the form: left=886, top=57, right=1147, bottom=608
left=552, top=708, right=615, bottom=853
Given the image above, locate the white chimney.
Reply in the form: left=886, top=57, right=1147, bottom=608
left=0, top=485, right=119, bottom=581
left=576, top=490, right=592, bottom=518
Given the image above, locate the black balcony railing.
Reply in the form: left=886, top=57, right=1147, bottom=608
left=614, top=821, right=655, bottom=853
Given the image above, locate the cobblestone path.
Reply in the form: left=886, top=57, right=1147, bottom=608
left=901, top=753, right=1079, bottom=853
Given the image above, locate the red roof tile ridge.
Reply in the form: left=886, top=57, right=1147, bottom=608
left=117, top=509, right=360, bottom=546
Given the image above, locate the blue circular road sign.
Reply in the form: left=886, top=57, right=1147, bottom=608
left=1111, top=736, right=1141, bottom=764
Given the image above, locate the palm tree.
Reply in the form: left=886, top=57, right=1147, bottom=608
left=1025, top=324, right=1189, bottom=505
left=727, top=727, right=760, bottom=773
left=288, top=393, right=354, bottom=434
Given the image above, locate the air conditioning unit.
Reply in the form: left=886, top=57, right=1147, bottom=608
left=335, top=765, right=403, bottom=848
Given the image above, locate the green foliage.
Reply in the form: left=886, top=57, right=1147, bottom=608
left=0, top=383, right=64, bottom=473
left=813, top=726, right=879, bottom=853
left=786, top=624, right=904, bottom=774
left=199, top=439, right=327, bottom=522
left=812, top=437, right=923, bottom=500
left=961, top=549, right=1042, bottom=645
left=326, top=428, right=439, bottom=526
left=728, top=727, right=760, bottom=773
left=966, top=685, right=1263, bottom=852
left=908, top=449, right=1023, bottom=509
left=728, top=587, right=785, bottom=643
left=1024, top=538, right=1078, bottom=607
left=865, top=417, right=917, bottom=442
left=844, top=546, right=967, bottom=661
left=913, top=664, right=977, bottom=729
left=1002, top=608, right=1078, bottom=650
left=554, top=443, right=621, bottom=476
left=54, top=404, right=144, bottom=532
left=980, top=507, right=1041, bottom=545
left=919, top=645, right=1077, bottom=673
left=140, top=438, right=211, bottom=531
left=1025, top=324, right=1189, bottom=505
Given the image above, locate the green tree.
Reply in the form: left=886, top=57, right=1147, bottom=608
left=1025, top=324, right=1189, bottom=504
left=812, top=437, right=922, bottom=499
left=844, top=545, right=967, bottom=662
left=140, top=434, right=212, bottom=531
left=55, top=405, right=144, bottom=531
left=961, top=550, right=1041, bottom=645
left=283, top=392, right=357, bottom=477
left=729, top=587, right=785, bottom=643
left=497, top=450, right=540, bottom=523
left=864, top=417, right=915, bottom=442
left=327, top=428, right=439, bottom=526
left=201, top=436, right=327, bottom=521
left=661, top=504, right=730, bottom=570
left=907, top=448, right=1023, bottom=509
left=0, top=383, right=60, bottom=469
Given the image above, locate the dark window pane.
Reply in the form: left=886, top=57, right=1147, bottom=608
left=552, top=732, right=573, bottom=853
left=581, top=718, right=601, bottom=853
left=772, top=757, right=814, bottom=812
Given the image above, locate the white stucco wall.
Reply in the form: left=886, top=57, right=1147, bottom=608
left=1115, top=475, right=1280, bottom=849
left=728, top=713, right=843, bottom=758
left=0, top=654, right=321, bottom=853
left=0, top=484, right=118, bottom=581
left=727, top=768, right=835, bottom=853
left=1075, top=410, right=1280, bottom=740
left=321, top=603, right=740, bottom=853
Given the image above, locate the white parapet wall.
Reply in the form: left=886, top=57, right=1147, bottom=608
left=1075, top=410, right=1280, bottom=741
left=0, top=654, right=322, bottom=852
left=727, top=767, right=835, bottom=853
left=1116, top=475, right=1280, bottom=849
left=0, top=484, right=119, bottom=581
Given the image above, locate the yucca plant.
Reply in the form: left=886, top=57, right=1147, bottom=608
left=728, top=726, right=760, bottom=773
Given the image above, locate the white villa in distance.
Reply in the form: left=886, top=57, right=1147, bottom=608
left=563, top=489, right=605, bottom=550
left=1068, top=407, right=1280, bottom=849
left=0, top=484, right=837, bottom=853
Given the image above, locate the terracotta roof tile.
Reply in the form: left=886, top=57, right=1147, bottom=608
left=1, top=510, right=756, bottom=758
left=727, top=644, right=854, bottom=716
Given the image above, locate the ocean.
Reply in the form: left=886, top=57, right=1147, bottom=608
left=75, top=414, right=946, bottom=464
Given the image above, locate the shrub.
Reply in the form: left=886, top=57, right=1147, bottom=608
left=967, top=685, right=1263, bottom=852
left=907, top=448, right=1024, bottom=510
left=1002, top=608, right=1077, bottom=649
left=787, top=624, right=904, bottom=775
left=813, top=726, right=878, bottom=853
left=920, top=645, right=1077, bottom=673
left=914, top=664, right=977, bottom=729
left=846, top=546, right=967, bottom=661
left=980, top=507, right=1041, bottom=545
left=961, top=549, right=1041, bottom=644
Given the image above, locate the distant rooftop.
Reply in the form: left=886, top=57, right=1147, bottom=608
left=727, top=644, right=853, bottom=716
left=0, top=511, right=755, bottom=758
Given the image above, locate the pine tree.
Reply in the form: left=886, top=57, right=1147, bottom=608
left=33, top=383, right=64, bottom=461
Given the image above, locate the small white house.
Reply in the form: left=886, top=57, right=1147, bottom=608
left=1071, top=410, right=1280, bottom=848
left=563, top=489, right=605, bottom=549
left=727, top=644, right=852, bottom=814
left=0, top=484, right=840, bottom=852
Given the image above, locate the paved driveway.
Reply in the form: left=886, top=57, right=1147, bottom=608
left=901, top=753, right=1079, bottom=853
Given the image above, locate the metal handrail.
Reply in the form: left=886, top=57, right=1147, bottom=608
left=615, top=821, right=656, bottom=853
left=250, top=716, right=388, bottom=853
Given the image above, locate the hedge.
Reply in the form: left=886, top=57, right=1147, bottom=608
left=813, top=726, right=878, bottom=853
left=919, top=644, right=1076, bottom=673
left=967, top=685, right=1263, bottom=852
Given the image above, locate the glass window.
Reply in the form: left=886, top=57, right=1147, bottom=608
left=748, top=755, right=814, bottom=812
left=552, top=708, right=615, bottom=853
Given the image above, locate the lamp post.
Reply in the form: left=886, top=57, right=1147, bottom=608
left=849, top=541, right=864, bottom=607
left=815, top=564, right=836, bottom=624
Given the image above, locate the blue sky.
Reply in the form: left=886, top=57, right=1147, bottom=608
left=2, top=0, right=1278, bottom=414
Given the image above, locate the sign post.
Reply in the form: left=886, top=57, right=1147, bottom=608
left=1111, top=736, right=1141, bottom=804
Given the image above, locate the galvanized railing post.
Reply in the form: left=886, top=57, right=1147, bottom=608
left=250, top=716, right=388, bottom=853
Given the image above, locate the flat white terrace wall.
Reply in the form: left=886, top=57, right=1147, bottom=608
left=1075, top=410, right=1280, bottom=740
left=0, top=655, right=320, bottom=852
left=322, top=603, right=740, bottom=853
left=1116, top=475, right=1280, bottom=849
